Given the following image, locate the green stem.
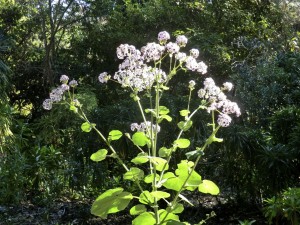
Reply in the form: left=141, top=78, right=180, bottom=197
left=160, top=126, right=221, bottom=225
left=158, top=105, right=202, bottom=183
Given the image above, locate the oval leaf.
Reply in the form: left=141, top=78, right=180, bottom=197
left=174, top=139, right=190, bottom=148
left=177, top=121, right=193, bottom=131
left=90, top=149, right=108, bottom=162
left=91, top=187, right=133, bottom=218
left=132, top=212, right=156, bottom=225
left=179, top=110, right=190, bottom=117
left=108, top=130, right=123, bottom=141
left=150, top=191, right=170, bottom=200
left=159, top=147, right=172, bottom=158
left=81, top=122, right=92, bottom=132
left=166, top=203, right=184, bottom=214
left=150, top=157, right=169, bottom=171
left=159, top=106, right=170, bottom=115
left=123, top=167, right=144, bottom=181
left=198, top=180, right=220, bottom=195
left=130, top=204, right=147, bottom=216
left=139, top=191, right=155, bottom=205
left=131, top=153, right=149, bottom=164
left=132, top=132, right=149, bottom=147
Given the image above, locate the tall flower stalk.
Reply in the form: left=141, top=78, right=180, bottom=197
left=43, top=31, right=240, bottom=225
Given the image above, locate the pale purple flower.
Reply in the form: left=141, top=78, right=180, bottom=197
left=190, top=49, right=199, bottom=58
left=166, top=42, right=180, bottom=55
left=217, top=113, right=232, bottom=127
left=185, top=56, right=199, bottom=71
left=222, top=101, right=241, bottom=117
left=72, top=99, right=81, bottom=106
left=141, top=42, right=165, bottom=62
left=131, top=123, right=140, bottom=131
left=49, top=87, right=64, bottom=102
left=203, top=77, right=215, bottom=88
left=98, top=72, right=111, bottom=83
left=131, top=121, right=161, bottom=133
left=223, top=82, right=233, bottom=91
left=198, top=77, right=241, bottom=124
left=69, top=79, right=78, bottom=88
left=60, top=84, right=70, bottom=91
left=116, top=44, right=137, bottom=59
left=158, top=31, right=170, bottom=43
left=60, top=75, right=69, bottom=84
left=197, top=61, right=208, bottom=74
left=175, top=52, right=187, bottom=62
left=43, top=99, right=53, bottom=110
left=189, top=80, right=196, bottom=89
left=176, top=35, right=188, bottom=47
left=198, top=88, right=206, bottom=98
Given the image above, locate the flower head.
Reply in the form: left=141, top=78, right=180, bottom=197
left=217, top=113, right=232, bottom=127
left=190, top=49, right=199, bottom=58
left=158, top=31, right=170, bottom=43
left=60, top=75, right=69, bottom=84
left=60, top=84, right=69, bottom=91
left=166, top=42, right=180, bottom=55
left=98, top=72, right=111, bottom=83
left=69, top=79, right=78, bottom=88
left=189, top=80, right=196, bottom=89
left=223, top=82, right=233, bottom=91
left=43, top=99, right=53, bottom=110
left=176, top=35, right=188, bottom=47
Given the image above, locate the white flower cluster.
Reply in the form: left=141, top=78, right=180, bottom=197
left=43, top=75, right=78, bottom=110
left=131, top=121, right=161, bottom=133
left=198, top=78, right=241, bottom=127
left=98, top=31, right=208, bottom=92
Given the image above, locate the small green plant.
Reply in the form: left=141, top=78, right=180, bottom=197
left=238, top=219, right=256, bottom=225
left=264, top=187, right=300, bottom=225
left=43, top=31, right=241, bottom=224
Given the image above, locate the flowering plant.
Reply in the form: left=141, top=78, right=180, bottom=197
left=43, top=31, right=240, bottom=225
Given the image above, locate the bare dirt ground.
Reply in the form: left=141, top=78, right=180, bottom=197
left=0, top=196, right=268, bottom=225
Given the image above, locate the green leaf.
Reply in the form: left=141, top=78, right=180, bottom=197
left=145, top=108, right=157, bottom=117
left=150, top=191, right=170, bottom=200
left=159, top=209, right=180, bottom=225
left=174, top=139, right=190, bottom=148
left=91, top=187, right=133, bottom=218
left=175, top=160, right=202, bottom=191
left=132, top=132, right=150, bottom=147
left=150, top=157, right=169, bottom=171
left=165, top=220, right=189, bottom=225
left=166, top=203, right=184, bottom=214
left=90, top=149, right=108, bottom=162
left=198, top=180, right=220, bottom=195
left=81, top=122, right=92, bottom=132
left=162, top=172, right=182, bottom=192
left=177, top=121, right=193, bottom=131
left=159, top=106, right=170, bottom=115
left=159, top=147, right=172, bottom=157
left=160, top=114, right=172, bottom=122
left=108, top=130, right=123, bottom=141
left=144, top=174, right=160, bottom=184
left=70, top=105, right=78, bottom=112
left=123, top=167, right=144, bottom=181
left=179, top=110, right=190, bottom=117
left=130, top=204, right=147, bottom=216
left=139, top=191, right=155, bottom=205
left=132, top=212, right=156, bottom=225
left=185, top=149, right=204, bottom=159
left=131, top=152, right=149, bottom=164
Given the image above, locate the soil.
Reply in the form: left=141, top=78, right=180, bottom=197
left=0, top=196, right=268, bottom=225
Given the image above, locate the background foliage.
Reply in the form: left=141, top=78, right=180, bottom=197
left=0, top=1, right=299, bottom=222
